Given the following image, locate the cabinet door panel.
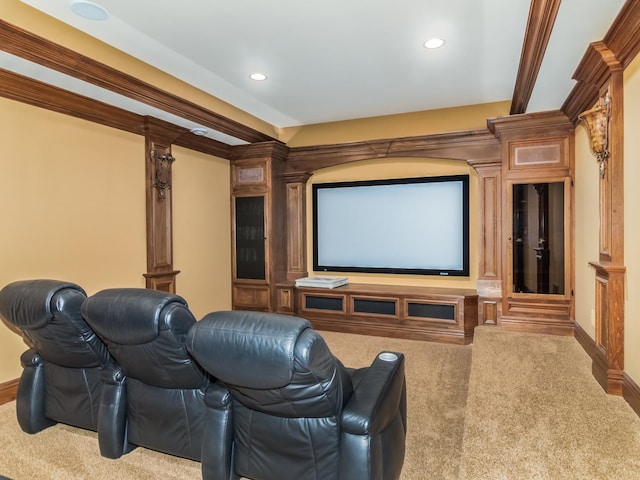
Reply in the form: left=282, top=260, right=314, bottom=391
left=234, top=196, right=266, bottom=280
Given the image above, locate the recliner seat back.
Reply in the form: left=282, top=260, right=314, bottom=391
left=82, top=289, right=205, bottom=388
left=82, top=288, right=209, bottom=461
left=0, top=279, right=113, bottom=432
left=188, top=310, right=355, bottom=480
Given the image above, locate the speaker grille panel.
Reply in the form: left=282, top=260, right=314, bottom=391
left=353, top=298, right=396, bottom=316
left=305, top=295, right=343, bottom=311
left=407, top=302, right=455, bottom=320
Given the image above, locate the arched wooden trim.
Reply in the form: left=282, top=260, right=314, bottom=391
left=285, top=129, right=501, bottom=174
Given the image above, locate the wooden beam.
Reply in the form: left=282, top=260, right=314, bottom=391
left=510, top=0, right=562, bottom=115
left=0, top=19, right=275, bottom=144
left=0, top=68, right=144, bottom=134
left=0, top=68, right=232, bottom=158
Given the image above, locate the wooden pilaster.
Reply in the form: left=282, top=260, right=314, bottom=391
left=143, top=117, right=182, bottom=292
left=580, top=45, right=625, bottom=395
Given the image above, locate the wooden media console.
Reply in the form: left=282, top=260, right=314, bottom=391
left=295, top=283, right=478, bottom=345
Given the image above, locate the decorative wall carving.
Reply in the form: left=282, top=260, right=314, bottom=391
left=150, top=149, right=175, bottom=200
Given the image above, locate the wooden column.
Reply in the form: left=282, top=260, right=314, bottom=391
left=283, top=172, right=312, bottom=283
left=586, top=64, right=625, bottom=395
left=143, top=118, right=182, bottom=292
left=574, top=42, right=626, bottom=395
left=469, top=160, right=503, bottom=325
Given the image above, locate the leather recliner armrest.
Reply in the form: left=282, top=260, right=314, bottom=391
left=201, top=383, right=238, bottom=480
left=340, top=352, right=406, bottom=435
left=339, top=352, right=407, bottom=480
left=97, top=366, right=131, bottom=459
left=17, top=348, right=55, bottom=434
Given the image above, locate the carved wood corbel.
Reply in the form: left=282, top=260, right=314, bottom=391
left=150, top=149, right=175, bottom=200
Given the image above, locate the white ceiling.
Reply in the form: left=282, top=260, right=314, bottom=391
left=9, top=0, right=627, bottom=133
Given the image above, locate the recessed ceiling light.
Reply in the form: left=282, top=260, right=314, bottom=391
left=249, top=73, right=267, bottom=81
left=69, top=0, right=110, bottom=21
left=190, top=127, right=208, bottom=136
left=423, top=38, right=445, bottom=49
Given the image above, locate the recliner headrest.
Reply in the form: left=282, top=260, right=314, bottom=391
left=187, top=311, right=312, bottom=389
left=0, top=279, right=86, bottom=330
left=82, top=288, right=189, bottom=344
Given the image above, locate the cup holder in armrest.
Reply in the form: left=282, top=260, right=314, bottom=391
left=378, top=352, right=398, bottom=362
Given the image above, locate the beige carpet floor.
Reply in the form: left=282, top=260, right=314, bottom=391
left=1, top=327, right=639, bottom=479
left=460, top=326, right=640, bottom=479
left=0, top=330, right=471, bottom=480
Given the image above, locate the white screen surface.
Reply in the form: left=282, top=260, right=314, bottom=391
left=313, top=176, right=468, bottom=275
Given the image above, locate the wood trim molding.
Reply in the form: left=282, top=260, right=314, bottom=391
left=0, top=378, right=19, bottom=405
left=562, top=0, right=640, bottom=123
left=602, top=0, right=640, bottom=71
left=624, top=373, right=640, bottom=418
left=143, top=270, right=180, bottom=293
left=510, top=0, right=562, bottom=114
left=563, top=42, right=621, bottom=124
left=488, top=110, right=574, bottom=139
left=579, top=322, right=640, bottom=418
left=0, top=69, right=233, bottom=158
left=286, top=129, right=500, bottom=174
left=574, top=320, right=600, bottom=362
left=0, top=68, right=144, bottom=133
left=0, top=18, right=274, bottom=144
left=574, top=320, right=611, bottom=392
left=229, top=141, right=290, bottom=162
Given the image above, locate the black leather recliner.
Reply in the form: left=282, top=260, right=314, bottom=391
left=187, top=310, right=407, bottom=480
left=81, top=288, right=233, bottom=474
left=0, top=279, right=115, bottom=436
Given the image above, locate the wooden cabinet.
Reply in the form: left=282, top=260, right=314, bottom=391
left=296, top=283, right=478, bottom=345
left=489, top=113, right=575, bottom=335
left=230, top=143, right=288, bottom=311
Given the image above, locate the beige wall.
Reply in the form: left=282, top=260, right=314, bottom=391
left=282, top=101, right=511, bottom=146
left=172, top=146, right=232, bottom=319
left=0, top=98, right=146, bottom=381
left=0, top=101, right=233, bottom=383
left=574, top=120, right=600, bottom=337
left=624, top=54, right=640, bottom=382
left=307, top=157, right=478, bottom=290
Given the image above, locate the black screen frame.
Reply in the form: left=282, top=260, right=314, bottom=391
left=312, top=174, right=470, bottom=276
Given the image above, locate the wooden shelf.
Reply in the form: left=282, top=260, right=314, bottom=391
left=296, top=283, right=478, bottom=345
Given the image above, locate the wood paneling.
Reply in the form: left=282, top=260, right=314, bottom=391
left=471, top=164, right=502, bottom=279
left=297, top=284, right=478, bottom=345
left=144, top=118, right=181, bottom=292
left=590, top=262, right=626, bottom=394
left=283, top=173, right=312, bottom=282
left=230, top=142, right=289, bottom=311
